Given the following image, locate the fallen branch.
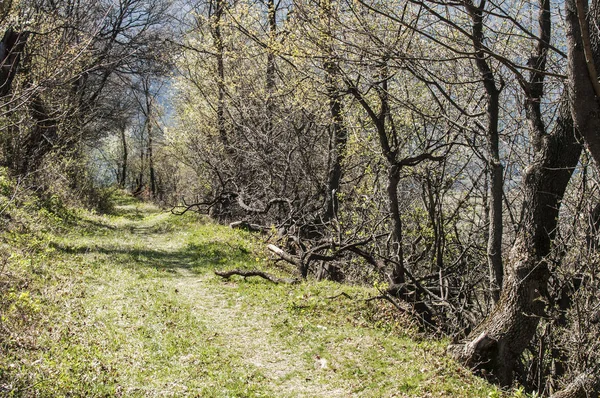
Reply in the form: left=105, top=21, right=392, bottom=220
left=214, top=269, right=298, bottom=284
left=327, top=292, right=354, bottom=300
left=366, top=294, right=410, bottom=314
left=229, top=221, right=267, bottom=233
left=237, top=194, right=292, bottom=214
left=267, top=244, right=303, bottom=267
left=171, top=190, right=238, bottom=216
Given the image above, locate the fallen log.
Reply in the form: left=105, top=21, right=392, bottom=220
left=229, top=221, right=266, bottom=232
left=214, top=269, right=298, bottom=284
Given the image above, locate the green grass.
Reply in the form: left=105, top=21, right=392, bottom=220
left=1, top=194, right=505, bottom=397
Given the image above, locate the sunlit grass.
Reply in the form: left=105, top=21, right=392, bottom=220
left=1, top=194, right=506, bottom=397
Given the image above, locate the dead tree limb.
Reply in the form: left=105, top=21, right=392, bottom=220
left=267, top=244, right=303, bottom=267
left=237, top=193, right=292, bottom=214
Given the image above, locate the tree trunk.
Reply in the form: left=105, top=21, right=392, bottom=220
left=265, top=0, right=276, bottom=143
left=465, top=0, right=504, bottom=302
left=448, top=102, right=581, bottom=386
left=321, top=0, right=347, bottom=223
left=322, top=78, right=346, bottom=223
left=147, top=125, right=156, bottom=198
left=19, top=94, right=57, bottom=175
left=119, top=126, right=128, bottom=189
left=566, top=0, right=600, bottom=166
left=348, top=60, right=405, bottom=284
left=487, top=148, right=503, bottom=302
left=135, top=132, right=145, bottom=195
left=0, top=28, right=28, bottom=98
left=145, top=90, right=156, bottom=198
left=212, top=0, right=228, bottom=150
left=387, top=164, right=405, bottom=285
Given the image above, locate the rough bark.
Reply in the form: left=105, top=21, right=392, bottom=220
left=525, top=0, right=552, bottom=152
left=322, top=65, right=347, bottom=223
left=322, top=90, right=346, bottom=222
left=387, top=164, right=405, bottom=285
left=487, top=151, right=503, bottom=302
left=448, top=102, right=581, bottom=386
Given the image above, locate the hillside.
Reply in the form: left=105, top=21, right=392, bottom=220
left=0, top=195, right=503, bottom=397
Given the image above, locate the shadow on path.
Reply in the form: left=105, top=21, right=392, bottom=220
left=50, top=241, right=251, bottom=274
left=50, top=198, right=251, bottom=275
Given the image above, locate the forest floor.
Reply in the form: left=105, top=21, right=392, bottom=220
left=0, top=195, right=505, bottom=397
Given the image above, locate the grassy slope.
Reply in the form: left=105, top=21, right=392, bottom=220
left=1, top=195, right=504, bottom=397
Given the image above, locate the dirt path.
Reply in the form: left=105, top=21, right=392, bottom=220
left=170, top=269, right=349, bottom=397
left=123, top=209, right=350, bottom=397
left=3, top=200, right=499, bottom=397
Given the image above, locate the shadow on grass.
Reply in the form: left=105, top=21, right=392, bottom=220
left=98, top=191, right=163, bottom=221
left=76, top=217, right=117, bottom=231
left=107, top=204, right=159, bottom=221
left=50, top=241, right=253, bottom=274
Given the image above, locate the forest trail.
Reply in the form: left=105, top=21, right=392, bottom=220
left=2, top=198, right=499, bottom=397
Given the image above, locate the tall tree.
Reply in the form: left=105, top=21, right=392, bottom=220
left=449, top=101, right=581, bottom=386
left=320, top=0, right=348, bottom=223
left=211, top=0, right=229, bottom=150
left=464, top=0, right=504, bottom=302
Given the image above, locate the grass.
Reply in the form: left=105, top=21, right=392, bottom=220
left=1, top=193, right=506, bottom=397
